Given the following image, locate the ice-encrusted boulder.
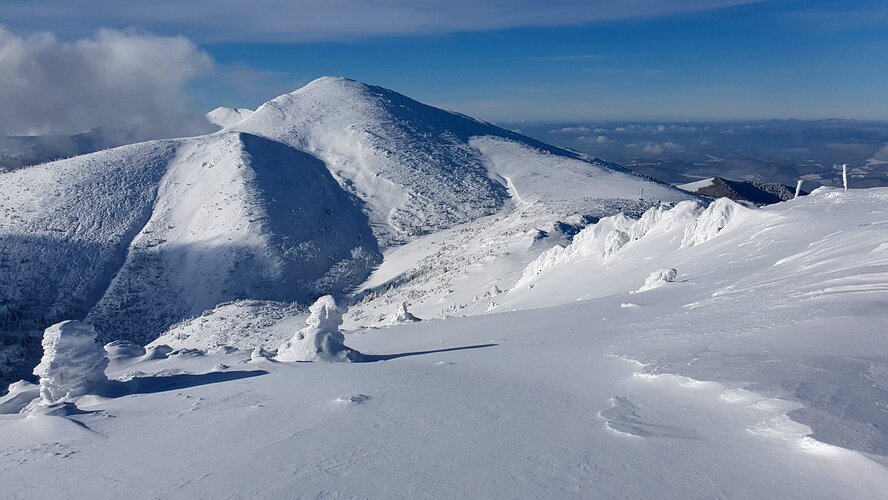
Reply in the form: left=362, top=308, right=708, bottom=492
left=636, top=268, right=678, bottom=292
left=386, top=302, right=421, bottom=325
left=33, top=321, right=110, bottom=403
left=681, top=198, right=748, bottom=248
left=276, top=296, right=362, bottom=362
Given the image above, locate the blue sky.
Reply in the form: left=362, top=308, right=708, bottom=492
left=3, top=0, right=888, bottom=126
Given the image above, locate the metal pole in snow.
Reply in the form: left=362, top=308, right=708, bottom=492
left=795, top=180, right=803, bottom=199
left=842, top=164, right=848, bottom=191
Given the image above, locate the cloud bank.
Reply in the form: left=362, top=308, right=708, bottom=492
left=4, top=1, right=763, bottom=42
left=0, top=27, right=214, bottom=139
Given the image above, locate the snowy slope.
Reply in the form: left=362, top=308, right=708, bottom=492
left=0, top=140, right=180, bottom=383
left=206, top=106, right=254, bottom=129
left=86, top=132, right=380, bottom=345
left=2, top=188, right=887, bottom=498
left=1, top=131, right=380, bottom=381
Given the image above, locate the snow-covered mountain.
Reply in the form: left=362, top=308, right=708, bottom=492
left=676, top=176, right=804, bottom=205
left=0, top=77, right=692, bottom=386
left=205, top=106, right=254, bottom=129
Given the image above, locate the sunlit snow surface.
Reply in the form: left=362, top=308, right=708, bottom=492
left=2, top=187, right=888, bottom=498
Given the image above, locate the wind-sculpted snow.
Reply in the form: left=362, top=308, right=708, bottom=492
left=276, top=296, right=362, bottom=362
left=635, top=268, right=678, bottom=293
left=681, top=197, right=751, bottom=248
left=385, top=302, right=421, bottom=325
left=32, top=321, right=109, bottom=404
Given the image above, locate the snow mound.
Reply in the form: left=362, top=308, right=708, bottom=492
left=636, top=268, right=678, bottom=292
left=385, top=302, right=421, bottom=325
left=276, top=296, right=362, bottom=362
left=33, top=321, right=109, bottom=403
left=681, top=198, right=751, bottom=248
left=206, top=107, right=254, bottom=129
left=104, top=340, right=146, bottom=361
left=0, top=380, right=40, bottom=414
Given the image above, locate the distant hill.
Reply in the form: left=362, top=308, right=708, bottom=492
left=676, top=176, right=805, bottom=205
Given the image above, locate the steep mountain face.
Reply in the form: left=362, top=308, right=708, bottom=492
left=676, top=176, right=803, bottom=206
left=0, top=76, right=693, bottom=386
left=1, top=130, right=381, bottom=382
left=86, top=132, right=380, bottom=345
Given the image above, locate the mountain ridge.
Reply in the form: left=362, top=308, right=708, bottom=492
left=0, top=76, right=693, bottom=386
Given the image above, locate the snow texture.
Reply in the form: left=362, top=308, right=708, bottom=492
left=33, top=321, right=109, bottom=403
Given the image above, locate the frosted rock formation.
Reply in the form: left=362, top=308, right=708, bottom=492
left=276, top=296, right=362, bottom=362
left=33, top=321, right=110, bottom=403
left=386, top=302, right=421, bottom=325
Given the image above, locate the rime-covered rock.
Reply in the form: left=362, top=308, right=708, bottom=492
left=386, top=302, right=421, bottom=325
left=276, top=296, right=362, bottom=362
left=33, top=321, right=109, bottom=403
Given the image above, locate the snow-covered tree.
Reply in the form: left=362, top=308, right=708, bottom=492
left=276, top=296, right=362, bottom=362
left=33, top=321, right=109, bottom=403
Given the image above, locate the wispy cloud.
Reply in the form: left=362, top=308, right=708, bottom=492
left=2, top=1, right=765, bottom=43
left=0, top=26, right=214, bottom=138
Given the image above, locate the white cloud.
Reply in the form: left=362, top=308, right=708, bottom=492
left=579, top=135, right=614, bottom=144
left=0, top=27, right=214, bottom=139
left=550, top=126, right=591, bottom=134
left=642, top=144, right=664, bottom=155
left=3, top=1, right=765, bottom=42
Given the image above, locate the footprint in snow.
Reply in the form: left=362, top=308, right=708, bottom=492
left=337, top=394, right=371, bottom=404
left=599, top=396, right=696, bottom=439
